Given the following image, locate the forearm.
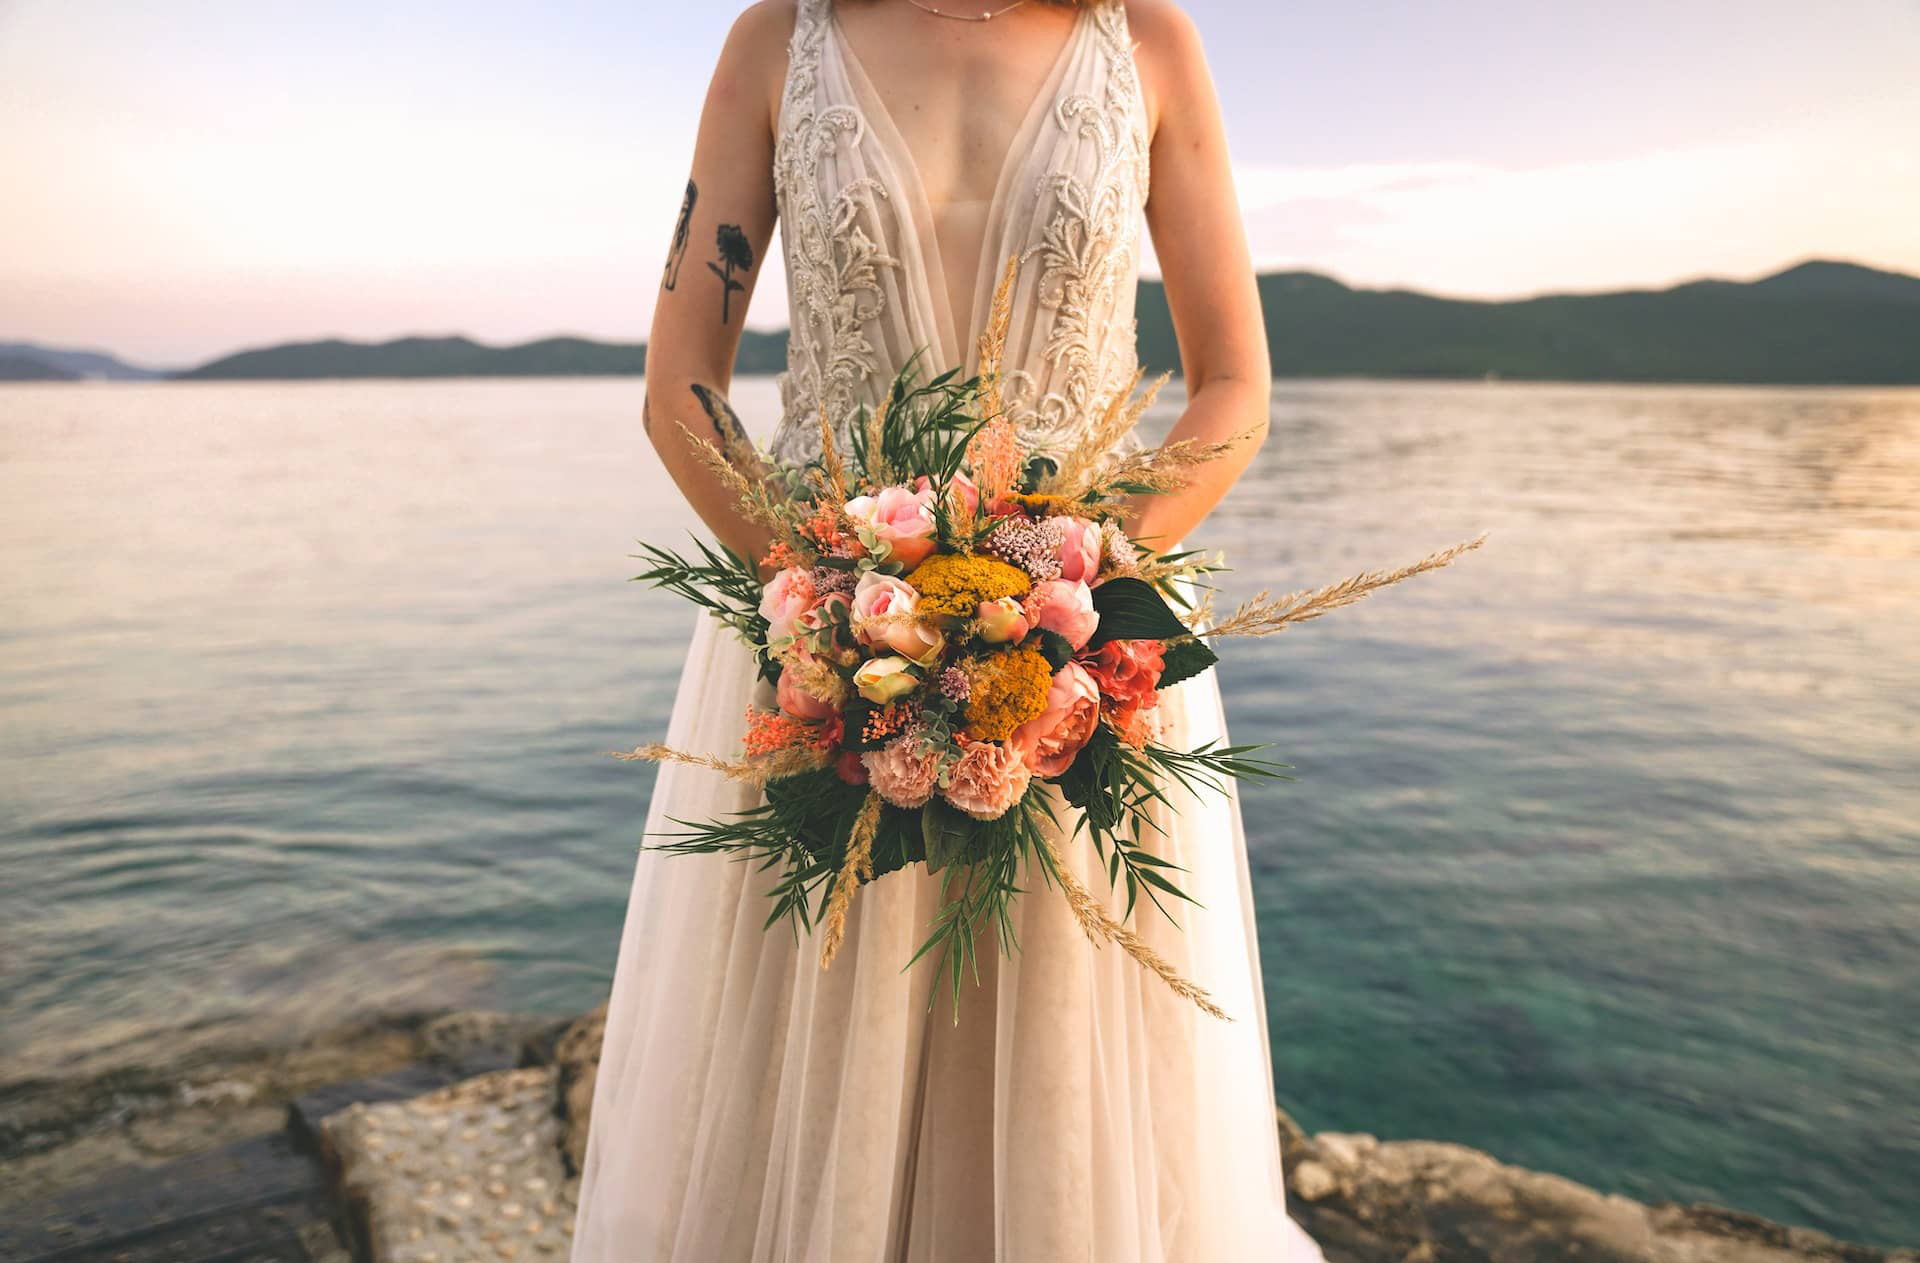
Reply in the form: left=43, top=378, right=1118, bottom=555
left=644, top=372, right=778, bottom=573
left=1120, top=373, right=1269, bottom=553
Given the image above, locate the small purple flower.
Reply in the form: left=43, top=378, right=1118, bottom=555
left=980, top=519, right=1061, bottom=583
left=808, top=565, right=858, bottom=596
left=937, top=666, right=971, bottom=703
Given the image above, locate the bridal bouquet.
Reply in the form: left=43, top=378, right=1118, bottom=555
left=624, top=264, right=1481, bottom=1020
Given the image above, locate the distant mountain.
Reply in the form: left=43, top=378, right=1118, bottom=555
left=0, top=341, right=166, bottom=381
left=172, top=329, right=791, bottom=380
left=17, top=258, right=1917, bottom=387
left=1134, top=258, right=1920, bottom=385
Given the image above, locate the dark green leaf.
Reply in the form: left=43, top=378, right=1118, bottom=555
left=1086, top=576, right=1190, bottom=648
left=1156, top=637, right=1219, bottom=689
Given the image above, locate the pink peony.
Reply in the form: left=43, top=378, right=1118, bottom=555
left=913, top=470, right=980, bottom=520
left=843, top=485, right=938, bottom=568
left=1008, top=661, right=1102, bottom=777
left=863, top=736, right=941, bottom=808
left=975, top=596, right=1031, bottom=645
left=775, top=663, right=838, bottom=721
left=758, top=567, right=816, bottom=644
left=1025, top=579, right=1099, bottom=651
left=1083, top=638, right=1164, bottom=712
left=941, top=739, right=1033, bottom=820
left=1051, top=516, right=1104, bottom=584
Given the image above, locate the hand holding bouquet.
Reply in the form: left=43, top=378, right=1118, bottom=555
left=624, top=263, right=1482, bottom=1021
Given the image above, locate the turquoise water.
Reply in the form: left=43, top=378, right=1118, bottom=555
left=1, top=378, right=1915, bottom=1245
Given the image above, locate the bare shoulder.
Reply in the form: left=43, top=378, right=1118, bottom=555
left=1120, top=0, right=1208, bottom=135
left=712, top=1, right=799, bottom=127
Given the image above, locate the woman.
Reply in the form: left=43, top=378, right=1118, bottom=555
left=573, top=1, right=1325, bottom=1258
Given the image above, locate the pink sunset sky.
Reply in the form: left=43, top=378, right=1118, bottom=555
left=2, top=0, right=1916, bottom=367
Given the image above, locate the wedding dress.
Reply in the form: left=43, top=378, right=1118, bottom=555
left=572, top=2, right=1326, bottom=1259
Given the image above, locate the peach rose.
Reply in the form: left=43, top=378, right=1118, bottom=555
left=850, top=571, right=944, bottom=663
left=843, top=485, right=938, bottom=568
left=775, top=663, right=838, bottom=721
left=975, top=595, right=1031, bottom=645
left=1024, top=578, right=1099, bottom=651
left=941, top=738, right=1033, bottom=820
left=1052, top=516, right=1104, bottom=584
left=863, top=736, right=940, bottom=808
left=1007, top=661, right=1102, bottom=777
left=853, top=655, right=919, bottom=704
left=758, top=567, right=816, bottom=644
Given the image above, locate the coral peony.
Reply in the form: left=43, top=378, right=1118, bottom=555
left=941, top=738, right=1033, bottom=820
left=1083, top=638, right=1164, bottom=712
left=1025, top=578, right=1099, bottom=651
left=758, top=567, right=816, bottom=644
left=843, top=485, right=938, bottom=568
left=1008, top=660, right=1102, bottom=776
left=862, top=736, right=940, bottom=808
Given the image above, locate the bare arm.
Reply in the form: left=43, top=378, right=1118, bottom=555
left=644, top=3, right=790, bottom=571
left=1126, top=1, right=1272, bottom=552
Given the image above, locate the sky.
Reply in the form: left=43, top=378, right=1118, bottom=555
left=1, top=0, right=1916, bottom=368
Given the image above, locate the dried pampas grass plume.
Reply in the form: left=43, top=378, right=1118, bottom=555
left=820, top=791, right=884, bottom=971
left=975, top=255, right=1019, bottom=425
left=612, top=742, right=827, bottom=785
left=1193, top=534, right=1488, bottom=639
left=1034, top=831, right=1231, bottom=1022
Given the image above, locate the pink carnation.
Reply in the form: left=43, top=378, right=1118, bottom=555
left=862, top=736, right=942, bottom=809
left=941, top=739, right=1033, bottom=821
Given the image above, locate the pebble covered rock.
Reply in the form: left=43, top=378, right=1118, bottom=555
left=322, top=1067, right=577, bottom=1261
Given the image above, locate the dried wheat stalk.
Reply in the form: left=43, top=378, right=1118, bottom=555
left=820, top=791, right=884, bottom=971
left=612, top=742, right=826, bottom=785
left=1192, top=534, right=1488, bottom=639
left=675, top=421, right=790, bottom=536
left=975, top=256, right=1019, bottom=424
left=1035, top=830, right=1231, bottom=1022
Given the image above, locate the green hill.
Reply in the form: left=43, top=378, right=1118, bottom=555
left=150, top=257, right=1920, bottom=386
left=1135, top=259, right=1920, bottom=385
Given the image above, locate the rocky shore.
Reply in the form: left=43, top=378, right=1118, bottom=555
left=2, top=1006, right=1911, bottom=1263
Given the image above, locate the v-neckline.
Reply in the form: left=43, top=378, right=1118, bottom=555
left=826, top=2, right=1088, bottom=369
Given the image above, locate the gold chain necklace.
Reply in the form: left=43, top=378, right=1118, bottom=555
left=902, top=0, right=1031, bottom=20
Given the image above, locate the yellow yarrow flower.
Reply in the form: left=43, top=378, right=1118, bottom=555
left=960, top=645, right=1054, bottom=742
left=906, top=554, right=1032, bottom=620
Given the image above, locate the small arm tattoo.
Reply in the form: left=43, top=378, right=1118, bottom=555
left=707, top=223, right=753, bottom=323
left=662, top=179, right=696, bottom=291
left=689, top=382, right=751, bottom=452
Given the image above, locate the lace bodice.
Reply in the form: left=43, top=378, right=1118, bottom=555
left=768, top=0, right=1151, bottom=468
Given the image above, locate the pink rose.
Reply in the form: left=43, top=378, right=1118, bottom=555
left=775, top=664, right=838, bottom=721
left=758, top=567, right=816, bottom=644
left=941, top=739, right=1033, bottom=820
left=1052, top=516, right=1103, bottom=584
left=850, top=571, right=943, bottom=662
left=862, top=736, right=941, bottom=808
left=843, top=485, right=938, bottom=568
left=1024, top=579, right=1099, bottom=651
left=1008, top=661, right=1102, bottom=777
left=975, top=596, right=1030, bottom=645
left=914, top=470, right=980, bottom=520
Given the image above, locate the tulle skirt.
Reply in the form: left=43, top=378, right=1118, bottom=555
left=570, top=610, right=1325, bottom=1262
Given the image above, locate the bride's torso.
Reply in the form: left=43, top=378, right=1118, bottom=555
left=768, top=0, right=1151, bottom=466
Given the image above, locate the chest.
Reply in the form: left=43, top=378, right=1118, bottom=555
left=828, top=7, right=1087, bottom=210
